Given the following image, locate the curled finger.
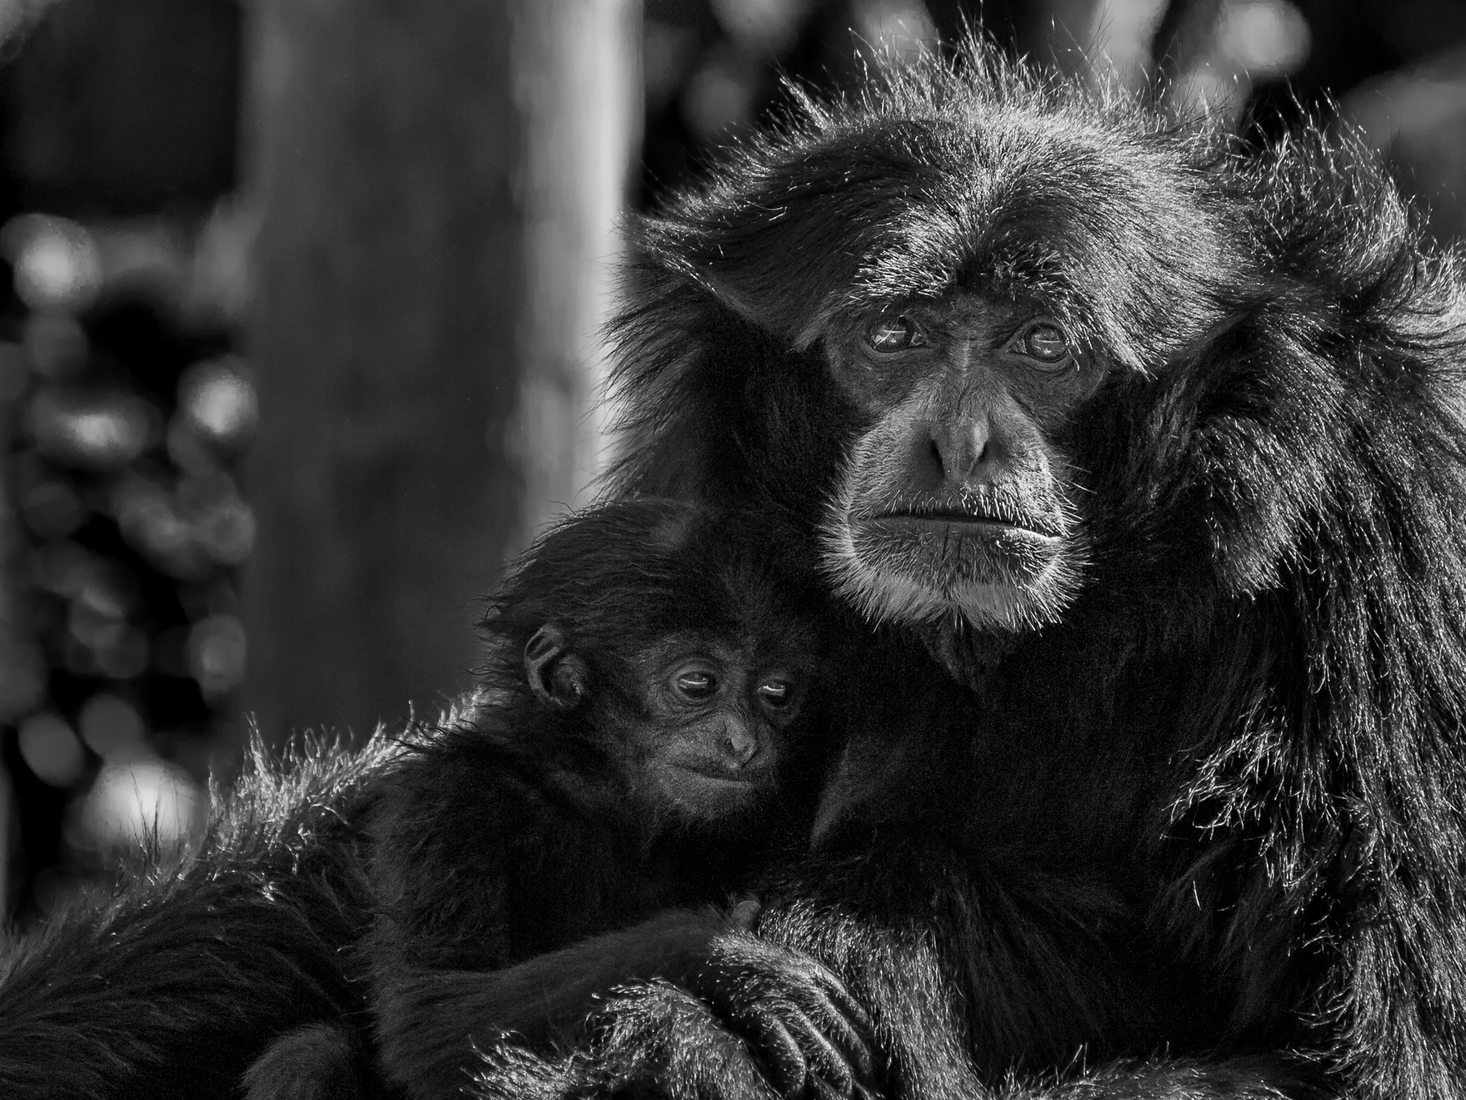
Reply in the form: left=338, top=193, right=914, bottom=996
left=747, top=1014, right=808, bottom=1098
left=794, top=1020, right=855, bottom=1098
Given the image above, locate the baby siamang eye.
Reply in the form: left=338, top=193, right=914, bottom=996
left=672, top=670, right=718, bottom=701
left=866, top=316, right=926, bottom=353
left=1016, top=322, right=1071, bottom=364
left=756, top=678, right=797, bottom=709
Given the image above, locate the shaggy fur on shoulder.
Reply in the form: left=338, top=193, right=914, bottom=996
left=0, top=730, right=400, bottom=1099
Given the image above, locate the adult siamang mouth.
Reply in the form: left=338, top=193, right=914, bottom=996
left=846, top=509, right=1065, bottom=589
left=866, top=511, right=1062, bottom=546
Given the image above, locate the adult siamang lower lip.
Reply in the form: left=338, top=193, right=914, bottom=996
left=866, top=513, right=1061, bottom=543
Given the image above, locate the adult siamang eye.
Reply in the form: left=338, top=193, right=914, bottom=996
left=1016, top=322, right=1071, bottom=364
left=672, top=670, right=718, bottom=701
left=757, top=678, right=797, bottom=709
left=866, top=316, right=925, bottom=352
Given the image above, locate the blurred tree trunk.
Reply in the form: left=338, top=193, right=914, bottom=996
left=241, top=1, right=639, bottom=743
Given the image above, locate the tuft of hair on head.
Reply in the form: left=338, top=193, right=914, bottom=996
left=475, top=499, right=829, bottom=702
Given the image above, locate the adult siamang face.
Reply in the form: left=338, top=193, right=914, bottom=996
left=819, top=294, right=1109, bottom=633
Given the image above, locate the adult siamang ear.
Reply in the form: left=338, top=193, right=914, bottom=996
left=524, top=625, right=588, bottom=709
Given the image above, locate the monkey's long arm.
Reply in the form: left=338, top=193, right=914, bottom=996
left=373, top=907, right=737, bottom=1098
left=754, top=853, right=1323, bottom=1100
left=507, top=847, right=1320, bottom=1100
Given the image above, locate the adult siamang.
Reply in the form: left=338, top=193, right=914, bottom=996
left=472, top=39, right=1466, bottom=1100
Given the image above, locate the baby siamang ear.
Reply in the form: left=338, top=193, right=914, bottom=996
left=523, top=624, right=589, bottom=710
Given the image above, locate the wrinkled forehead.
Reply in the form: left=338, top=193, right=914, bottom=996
left=839, top=292, right=1035, bottom=333
left=790, top=123, right=1123, bottom=274
left=704, top=113, right=1230, bottom=366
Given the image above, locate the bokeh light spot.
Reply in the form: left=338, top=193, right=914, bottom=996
left=187, top=614, right=246, bottom=696
left=71, top=758, right=206, bottom=853
left=1217, top=0, right=1309, bottom=78
left=30, top=389, right=157, bottom=470
left=2, top=214, right=102, bottom=312
left=20, top=478, right=85, bottom=538
left=178, top=358, right=257, bottom=449
left=18, top=712, right=88, bottom=788
left=78, top=693, right=147, bottom=761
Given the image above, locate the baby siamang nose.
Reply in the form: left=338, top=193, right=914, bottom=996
left=722, top=722, right=760, bottom=766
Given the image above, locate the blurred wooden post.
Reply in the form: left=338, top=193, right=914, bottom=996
left=241, top=1, right=638, bottom=741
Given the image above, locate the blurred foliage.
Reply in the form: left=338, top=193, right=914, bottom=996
left=0, top=0, right=1462, bottom=920
left=0, top=214, right=247, bottom=915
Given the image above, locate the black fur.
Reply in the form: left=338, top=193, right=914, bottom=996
left=476, top=40, right=1466, bottom=1100
left=358, top=500, right=858, bottom=1099
left=0, top=732, right=385, bottom=1099
left=0, top=501, right=849, bottom=1100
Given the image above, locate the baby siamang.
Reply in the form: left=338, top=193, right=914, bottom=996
left=0, top=501, right=859, bottom=1100
left=247, top=498, right=859, bottom=1100
left=466, top=37, right=1466, bottom=1100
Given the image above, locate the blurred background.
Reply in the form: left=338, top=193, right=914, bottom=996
left=0, top=0, right=1462, bottom=922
